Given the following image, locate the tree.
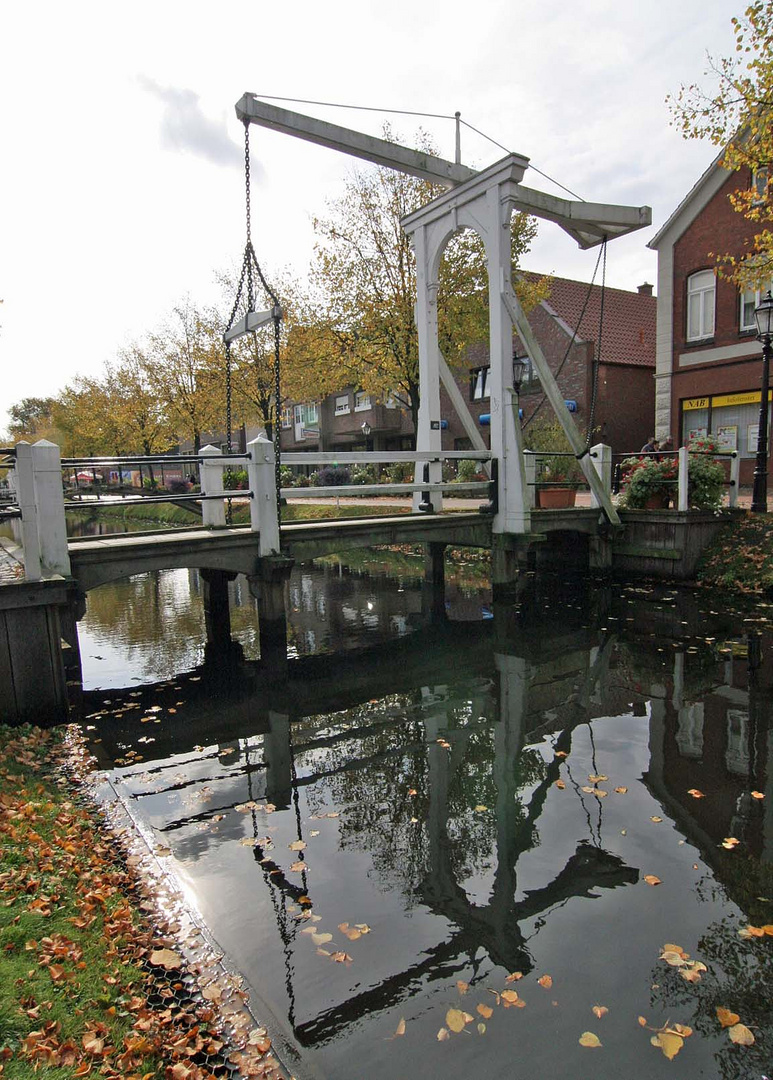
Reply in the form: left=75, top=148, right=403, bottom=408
left=286, top=129, right=547, bottom=439
left=142, top=300, right=225, bottom=452
left=6, top=397, right=57, bottom=442
left=669, top=2, right=773, bottom=286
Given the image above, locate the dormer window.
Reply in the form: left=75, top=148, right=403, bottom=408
left=752, top=166, right=770, bottom=206
left=741, top=281, right=773, bottom=330
left=686, top=270, right=715, bottom=341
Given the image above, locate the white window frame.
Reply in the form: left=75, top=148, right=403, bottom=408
left=354, top=391, right=371, bottom=412
left=740, top=281, right=773, bottom=331
left=280, top=407, right=293, bottom=429
left=471, top=366, right=490, bottom=400
left=686, top=270, right=715, bottom=342
left=335, top=395, right=350, bottom=415
left=752, top=166, right=769, bottom=206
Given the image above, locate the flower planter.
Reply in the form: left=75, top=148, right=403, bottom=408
left=537, top=487, right=577, bottom=509
left=643, top=494, right=670, bottom=510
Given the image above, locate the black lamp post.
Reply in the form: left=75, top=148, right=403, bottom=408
left=512, top=354, right=528, bottom=397
left=751, top=289, right=773, bottom=513
left=361, top=420, right=373, bottom=453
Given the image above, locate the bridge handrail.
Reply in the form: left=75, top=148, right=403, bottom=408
left=61, top=453, right=251, bottom=467
left=282, top=481, right=489, bottom=498
left=63, top=491, right=250, bottom=509
left=281, top=450, right=492, bottom=464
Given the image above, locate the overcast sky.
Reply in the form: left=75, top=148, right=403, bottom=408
left=0, top=0, right=741, bottom=433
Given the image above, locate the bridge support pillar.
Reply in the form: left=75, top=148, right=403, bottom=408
left=422, top=542, right=447, bottom=623
left=249, top=555, right=295, bottom=678
left=200, top=569, right=242, bottom=663
left=491, top=534, right=543, bottom=598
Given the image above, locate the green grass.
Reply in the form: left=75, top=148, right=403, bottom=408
left=696, top=511, right=773, bottom=593
left=68, top=499, right=413, bottom=530
left=0, top=727, right=246, bottom=1080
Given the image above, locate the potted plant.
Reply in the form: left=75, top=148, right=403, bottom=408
left=524, top=419, right=584, bottom=508
left=685, top=434, right=726, bottom=509
left=619, top=455, right=677, bottom=509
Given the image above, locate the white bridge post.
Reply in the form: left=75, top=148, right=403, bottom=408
left=677, top=446, right=689, bottom=512
left=590, top=443, right=612, bottom=508
left=247, top=434, right=280, bottom=556
left=13, top=442, right=42, bottom=581
left=199, top=445, right=226, bottom=528
left=32, top=440, right=70, bottom=577
left=729, top=452, right=740, bottom=508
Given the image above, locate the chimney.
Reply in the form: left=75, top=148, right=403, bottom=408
left=637, top=282, right=653, bottom=296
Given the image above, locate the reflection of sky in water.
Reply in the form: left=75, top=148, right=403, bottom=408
left=91, top=595, right=773, bottom=1080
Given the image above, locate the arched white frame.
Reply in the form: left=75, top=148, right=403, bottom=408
left=686, top=270, right=715, bottom=341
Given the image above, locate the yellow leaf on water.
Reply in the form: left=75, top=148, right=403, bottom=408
left=739, top=924, right=765, bottom=938
left=650, top=816, right=663, bottom=823
left=716, top=1007, right=740, bottom=1028
left=456, top=980, right=468, bottom=994
left=762, top=924, right=773, bottom=935
left=289, top=840, right=306, bottom=851
left=638, top=1016, right=648, bottom=1027
left=437, top=1027, right=450, bottom=1041
left=477, top=1022, right=486, bottom=1035
left=310, top=932, right=332, bottom=946
left=445, top=1008, right=466, bottom=1033
left=687, top=788, right=705, bottom=798
left=578, top=1031, right=601, bottom=1048
left=290, top=861, right=307, bottom=872
left=477, top=1003, right=493, bottom=1019
left=394, top=1018, right=406, bottom=1037
left=722, top=837, right=740, bottom=849
left=592, top=1005, right=608, bottom=1019
left=728, top=1023, right=754, bottom=1045
left=331, top=951, right=352, bottom=963
left=474, top=805, right=488, bottom=812
left=554, top=779, right=566, bottom=790
left=588, top=774, right=608, bottom=783
left=668, top=1023, right=693, bottom=1038
left=554, top=750, right=568, bottom=757
left=614, top=787, right=628, bottom=794
left=661, top=951, right=686, bottom=967
left=505, top=972, right=523, bottom=983
left=644, top=875, right=662, bottom=886
left=751, top=790, right=765, bottom=799
left=500, top=990, right=520, bottom=1006
left=537, top=975, right=553, bottom=989
left=652, top=1031, right=683, bottom=1059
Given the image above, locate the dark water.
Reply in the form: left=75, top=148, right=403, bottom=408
left=78, top=559, right=773, bottom=1080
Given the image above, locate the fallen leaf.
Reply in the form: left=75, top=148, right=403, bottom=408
left=650, top=816, right=663, bottom=823
left=537, top=975, right=553, bottom=989
left=149, top=949, right=182, bottom=970
left=614, top=787, right=628, bottom=794
left=477, top=1022, right=486, bottom=1035
left=338, top=924, right=362, bottom=941
left=474, top=805, right=488, bottom=812
left=592, top=1005, right=608, bottom=1019
left=500, top=990, right=520, bottom=1007
left=687, top=788, right=705, bottom=798
left=668, top=1023, right=693, bottom=1038
left=652, top=1031, right=683, bottom=1059
left=728, top=1023, right=754, bottom=1046
left=638, top=1016, right=648, bottom=1027
left=554, top=750, right=568, bottom=758
left=477, top=1003, right=493, bottom=1019
left=644, top=875, right=662, bottom=886
left=504, top=972, right=523, bottom=983
left=445, top=1008, right=467, bottom=1033
left=290, top=861, right=307, bottom=872
left=751, top=790, right=765, bottom=800
left=738, top=924, right=765, bottom=938
left=588, top=774, right=608, bottom=783
left=722, top=837, right=740, bottom=849
left=554, top=779, right=566, bottom=790
left=310, top=932, right=332, bottom=946
left=289, top=841, right=306, bottom=851
left=456, top=981, right=468, bottom=995
left=394, top=1018, right=406, bottom=1037
left=578, top=1031, right=601, bottom=1048
left=331, top=951, right=352, bottom=963
left=716, top=1007, right=740, bottom=1028
left=437, top=1027, right=449, bottom=1041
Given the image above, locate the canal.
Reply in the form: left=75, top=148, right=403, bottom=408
left=75, top=550, right=772, bottom=1080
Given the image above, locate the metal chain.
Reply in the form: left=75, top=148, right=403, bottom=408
left=583, top=237, right=607, bottom=453
left=273, top=311, right=282, bottom=524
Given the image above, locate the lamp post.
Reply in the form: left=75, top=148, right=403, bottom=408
left=361, top=420, right=373, bottom=453
left=752, top=290, right=773, bottom=513
left=511, top=354, right=528, bottom=399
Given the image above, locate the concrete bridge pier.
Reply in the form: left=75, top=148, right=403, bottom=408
left=249, top=555, right=295, bottom=678
left=422, top=542, right=447, bottom=624
left=200, top=569, right=243, bottom=664
left=490, top=534, right=542, bottom=598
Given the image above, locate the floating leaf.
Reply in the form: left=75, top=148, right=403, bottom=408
left=290, top=861, right=307, bottom=872
left=579, top=1031, right=601, bottom=1048
left=644, top=875, right=662, bottom=886
left=687, top=788, right=705, bottom=798
left=554, top=750, right=568, bottom=758
left=445, top=1008, right=466, bottom=1033
left=650, top=816, right=663, bottom=823
left=331, top=951, right=353, bottom=963
left=638, top=1016, right=648, bottom=1027
left=614, top=786, right=628, bottom=794
left=456, top=980, right=468, bottom=995
left=394, top=1018, right=406, bottom=1037
left=289, top=840, right=306, bottom=851
left=652, top=1031, right=683, bottom=1059
left=500, top=990, right=520, bottom=1007
left=751, top=791, right=765, bottom=800
left=668, top=1023, right=693, bottom=1038
left=477, top=1022, right=486, bottom=1035
left=477, top=1003, right=493, bottom=1019
left=505, top=972, right=523, bottom=983
left=474, top=805, right=488, bottom=812
left=554, top=779, right=566, bottom=790
left=716, top=1007, right=740, bottom=1028
left=592, top=1005, right=608, bottom=1019
left=728, top=1023, right=754, bottom=1046
left=310, top=932, right=332, bottom=946
left=738, top=924, right=765, bottom=938
left=437, top=1027, right=449, bottom=1041
left=588, top=774, right=608, bottom=783
left=722, top=837, right=740, bottom=849
left=537, top=975, right=553, bottom=989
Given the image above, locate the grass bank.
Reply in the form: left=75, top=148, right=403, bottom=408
left=0, top=726, right=282, bottom=1080
left=696, top=512, right=773, bottom=594
left=68, top=500, right=411, bottom=530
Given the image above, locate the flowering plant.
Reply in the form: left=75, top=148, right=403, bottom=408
left=619, top=455, right=678, bottom=508
left=685, top=434, right=725, bottom=510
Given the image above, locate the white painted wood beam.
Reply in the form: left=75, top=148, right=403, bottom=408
left=506, top=185, right=652, bottom=248
left=235, top=95, right=478, bottom=188
left=223, top=309, right=278, bottom=344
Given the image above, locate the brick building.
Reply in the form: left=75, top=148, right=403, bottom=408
left=277, top=273, right=656, bottom=461
left=649, top=155, right=772, bottom=488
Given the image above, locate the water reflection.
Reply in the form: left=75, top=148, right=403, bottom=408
left=82, top=575, right=773, bottom=1080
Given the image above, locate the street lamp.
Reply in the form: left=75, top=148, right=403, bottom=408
left=512, top=354, right=528, bottom=395
left=361, top=420, right=373, bottom=453
left=752, top=289, right=773, bottom=512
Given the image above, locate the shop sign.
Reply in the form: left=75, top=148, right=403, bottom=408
left=711, top=390, right=772, bottom=408
left=682, top=397, right=710, bottom=411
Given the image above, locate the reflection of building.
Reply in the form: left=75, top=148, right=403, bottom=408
left=649, top=157, right=773, bottom=488
left=276, top=274, right=655, bottom=461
